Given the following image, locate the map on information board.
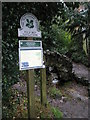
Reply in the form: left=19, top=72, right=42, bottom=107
left=19, top=49, right=43, bottom=70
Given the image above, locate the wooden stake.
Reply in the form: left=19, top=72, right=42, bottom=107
left=40, top=56, right=47, bottom=106
left=26, top=37, right=35, bottom=118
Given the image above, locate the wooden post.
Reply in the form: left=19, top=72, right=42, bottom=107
left=40, top=56, right=47, bottom=106
left=26, top=37, right=35, bottom=119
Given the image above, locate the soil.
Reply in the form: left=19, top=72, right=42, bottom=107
left=12, top=62, right=89, bottom=118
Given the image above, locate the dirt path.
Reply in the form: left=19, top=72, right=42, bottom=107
left=13, top=80, right=88, bottom=118
left=72, top=62, right=89, bottom=85
left=12, top=62, right=89, bottom=118
left=48, top=81, right=88, bottom=118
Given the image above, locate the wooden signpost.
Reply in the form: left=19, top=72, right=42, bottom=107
left=27, top=68, right=35, bottom=118
left=40, top=67, right=47, bottom=106
left=27, top=37, right=35, bottom=119
left=18, top=13, right=47, bottom=119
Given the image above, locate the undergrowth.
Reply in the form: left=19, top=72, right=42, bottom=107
left=2, top=86, right=63, bottom=119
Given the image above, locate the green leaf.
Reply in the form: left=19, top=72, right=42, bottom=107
left=51, top=107, right=63, bottom=118
left=26, top=19, right=29, bottom=23
left=26, top=23, right=29, bottom=26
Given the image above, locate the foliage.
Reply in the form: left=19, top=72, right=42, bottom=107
left=68, top=38, right=89, bottom=66
left=2, top=89, right=21, bottom=118
left=2, top=2, right=65, bottom=94
left=55, top=2, right=89, bottom=66
left=41, top=25, right=71, bottom=56
left=49, top=86, right=62, bottom=98
left=63, top=3, right=90, bottom=56
left=63, top=3, right=90, bottom=38
left=2, top=2, right=89, bottom=118
left=35, top=97, right=53, bottom=118
left=50, top=24, right=71, bottom=54
left=3, top=86, right=63, bottom=119
left=2, top=2, right=66, bottom=118
left=51, top=107, right=63, bottom=119
left=3, top=2, right=89, bottom=94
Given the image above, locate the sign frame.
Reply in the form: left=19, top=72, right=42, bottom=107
left=18, top=13, right=41, bottom=38
left=19, top=40, right=43, bottom=70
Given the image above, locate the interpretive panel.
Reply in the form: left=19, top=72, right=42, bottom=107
left=19, top=49, right=43, bottom=70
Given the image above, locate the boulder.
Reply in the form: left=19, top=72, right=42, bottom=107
left=72, top=62, right=89, bottom=86
left=44, top=50, right=73, bottom=83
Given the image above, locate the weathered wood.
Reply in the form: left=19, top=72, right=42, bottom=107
left=40, top=67, right=47, bottom=106
left=27, top=37, right=32, bottom=40
left=26, top=37, right=35, bottom=118
left=27, top=70, right=35, bottom=118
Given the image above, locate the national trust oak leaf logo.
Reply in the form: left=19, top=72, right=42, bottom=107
left=26, top=19, right=34, bottom=28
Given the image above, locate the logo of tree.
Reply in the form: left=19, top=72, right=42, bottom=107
left=26, top=19, right=34, bottom=28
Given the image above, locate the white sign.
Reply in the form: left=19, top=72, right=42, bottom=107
left=18, top=13, right=41, bottom=38
left=19, top=49, right=43, bottom=70
left=19, top=40, right=43, bottom=70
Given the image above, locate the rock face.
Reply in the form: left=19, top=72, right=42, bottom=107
left=44, top=50, right=73, bottom=84
left=72, top=62, right=89, bottom=86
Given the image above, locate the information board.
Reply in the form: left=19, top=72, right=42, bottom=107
left=19, top=40, right=43, bottom=70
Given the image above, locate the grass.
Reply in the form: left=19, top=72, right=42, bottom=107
left=49, top=86, right=62, bottom=98
left=51, top=107, right=63, bottom=119
left=14, top=95, right=63, bottom=119
left=35, top=97, right=53, bottom=118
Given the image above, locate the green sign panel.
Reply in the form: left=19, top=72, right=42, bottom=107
left=19, top=40, right=42, bottom=48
